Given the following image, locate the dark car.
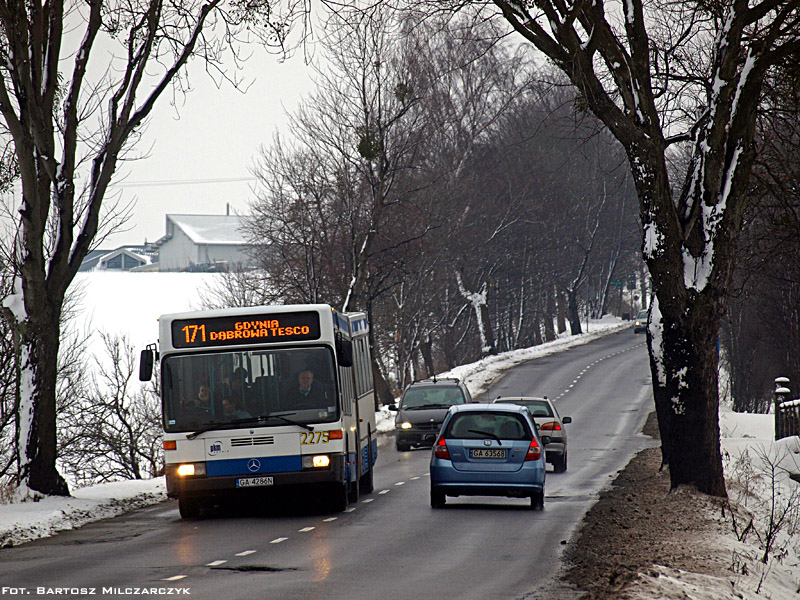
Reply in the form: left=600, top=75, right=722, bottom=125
left=633, top=309, right=649, bottom=334
left=389, top=378, right=472, bottom=451
left=430, top=404, right=547, bottom=510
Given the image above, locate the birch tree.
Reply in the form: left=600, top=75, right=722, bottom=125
left=463, top=0, right=800, bottom=495
left=0, top=0, right=301, bottom=497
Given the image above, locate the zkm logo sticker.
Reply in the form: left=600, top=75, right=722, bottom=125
left=208, top=441, right=223, bottom=456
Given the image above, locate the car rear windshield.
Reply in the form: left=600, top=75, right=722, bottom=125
left=400, top=387, right=466, bottom=409
left=445, top=412, right=532, bottom=441
left=497, top=399, right=553, bottom=418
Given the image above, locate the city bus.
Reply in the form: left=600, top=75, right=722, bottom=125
left=139, top=304, right=377, bottom=518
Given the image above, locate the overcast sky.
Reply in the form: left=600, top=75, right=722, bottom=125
left=104, top=47, right=316, bottom=248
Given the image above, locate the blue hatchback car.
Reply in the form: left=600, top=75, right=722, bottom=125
left=430, top=404, right=547, bottom=510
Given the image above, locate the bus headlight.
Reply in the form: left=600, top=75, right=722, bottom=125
left=303, top=455, right=331, bottom=468
left=176, top=462, right=206, bottom=477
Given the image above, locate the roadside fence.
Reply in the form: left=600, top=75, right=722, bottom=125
left=774, top=377, right=800, bottom=441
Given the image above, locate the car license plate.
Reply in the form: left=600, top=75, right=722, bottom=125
left=470, top=448, right=506, bottom=459
left=236, top=476, right=274, bottom=488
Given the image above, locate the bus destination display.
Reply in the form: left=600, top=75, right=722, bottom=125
left=172, top=311, right=321, bottom=348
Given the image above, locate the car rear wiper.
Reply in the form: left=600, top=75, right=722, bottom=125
left=186, top=413, right=313, bottom=439
left=468, top=429, right=502, bottom=445
left=406, top=403, right=447, bottom=410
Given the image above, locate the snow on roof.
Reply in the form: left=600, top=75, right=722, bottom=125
left=166, top=214, right=252, bottom=246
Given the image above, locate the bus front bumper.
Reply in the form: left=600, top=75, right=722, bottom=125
left=165, top=455, right=346, bottom=499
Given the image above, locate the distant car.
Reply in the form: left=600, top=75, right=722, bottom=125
left=430, top=404, right=547, bottom=510
left=633, top=309, right=649, bottom=334
left=389, top=378, right=472, bottom=451
left=492, top=396, right=571, bottom=472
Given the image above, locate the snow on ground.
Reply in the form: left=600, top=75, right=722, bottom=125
left=626, top=406, right=800, bottom=600
left=0, top=479, right=166, bottom=548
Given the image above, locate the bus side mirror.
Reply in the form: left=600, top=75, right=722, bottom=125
left=336, top=336, right=353, bottom=368
left=139, top=344, right=157, bottom=381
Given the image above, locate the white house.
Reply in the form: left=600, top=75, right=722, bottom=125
left=155, top=214, right=255, bottom=272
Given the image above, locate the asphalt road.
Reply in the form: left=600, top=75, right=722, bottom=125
left=0, top=330, right=653, bottom=600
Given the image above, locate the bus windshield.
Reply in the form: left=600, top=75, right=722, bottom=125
left=162, top=346, right=338, bottom=433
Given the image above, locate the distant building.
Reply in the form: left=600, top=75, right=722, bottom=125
left=155, top=214, right=254, bottom=272
left=79, top=247, right=151, bottom=272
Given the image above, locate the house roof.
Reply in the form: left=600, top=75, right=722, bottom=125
left=78, top=247, right=150, bottom=271
left=98, top=248, right=148, bottom=266
left=159, top=214, right=252, bottom=246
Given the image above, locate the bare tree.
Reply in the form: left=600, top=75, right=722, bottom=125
left=59, top=333, right=162, bottom=485
left=0, top=0, right=304, bottom=497
left=448, top=0, right=800, bottom=495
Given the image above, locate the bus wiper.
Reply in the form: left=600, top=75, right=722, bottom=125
left=262, top=412, right=315, bottom=432
left=468, top=429, right=502, bottom=445
left=186, top=414, right=313, bottom=439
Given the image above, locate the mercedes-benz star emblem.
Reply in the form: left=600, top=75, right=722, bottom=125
left=484, top=440, right=492, bottom=446
left=247, top=459, right=261, bottom=472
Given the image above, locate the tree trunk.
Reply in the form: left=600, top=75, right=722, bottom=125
left=648, top=294, right=726, bottom=496
left=371, top=362, right=394, bottom=407
left=556, top=288, right=567, bottom=334
left=420, top=334, right=435, bottom=378
left=19, top=313, right=69, bottom=496
left=566, top=288, right=583, bottom=335
left=543, top=290, right=556, bottom=342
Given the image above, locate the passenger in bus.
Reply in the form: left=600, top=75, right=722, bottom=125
left=222, top=396, right=251, bottom=420
left=228, top=367, right=249, bottom=398
left=286, top=369, right=328, bottom=408
left=180, top=385, right=211, bottom=423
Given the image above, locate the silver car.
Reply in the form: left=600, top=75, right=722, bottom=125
left=633, top=309, right=648, bottom=334
left=492, top=396, right=571, bottom=472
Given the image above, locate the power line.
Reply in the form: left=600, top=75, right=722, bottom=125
left=112, top=176, right=258, bottom=188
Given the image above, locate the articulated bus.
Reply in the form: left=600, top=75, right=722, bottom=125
left=139, top=304, right=377, bottom=518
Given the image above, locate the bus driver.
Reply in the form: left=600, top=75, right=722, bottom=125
left=287, top=369, right=328, bottom=408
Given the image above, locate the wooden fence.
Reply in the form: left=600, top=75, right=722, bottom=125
left=775, top=398, right=800, bottom=441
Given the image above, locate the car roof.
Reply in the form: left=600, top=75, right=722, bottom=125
left=407, top=377, right=461, bottom=386
left=404, top=381, right=463, bottom=393
left=493, top=396, right=553, bottom=405
left=448, top=403, right=529, bottom=415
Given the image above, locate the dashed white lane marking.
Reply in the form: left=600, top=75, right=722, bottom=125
left=345, top=507, right=357, bottom=513
left=379, top=489, right=390, bottom=494
left=163, top=575, right=187, bottom=581
left=323, top=517, right=338, bottom=522
left=299, top=526, right=315, bottom=532
left=395, top=481, right=406, bottom=486
left=235, top=550, right=256, bottom=556
left=271, top=537, right=288, bottom=544
left=362, top=498, right=374, bottom=503
left=411, top=476, right=421, bottom=480
left=207, top=560, right=227, bottom=567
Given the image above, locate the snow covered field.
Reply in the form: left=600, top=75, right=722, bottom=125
left=2, top=272, right=799, bottom=599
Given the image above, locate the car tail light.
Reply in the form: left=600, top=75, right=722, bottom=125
left=434, top=437, right=450, bottom=460
left=525, top=438, right=541, bottom=461
left=540, top=421, right=562, bottom=431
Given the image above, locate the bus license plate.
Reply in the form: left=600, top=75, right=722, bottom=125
left=471, top=449, right=506, bottom=459
left=236, top=476, right=274, bottom=488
